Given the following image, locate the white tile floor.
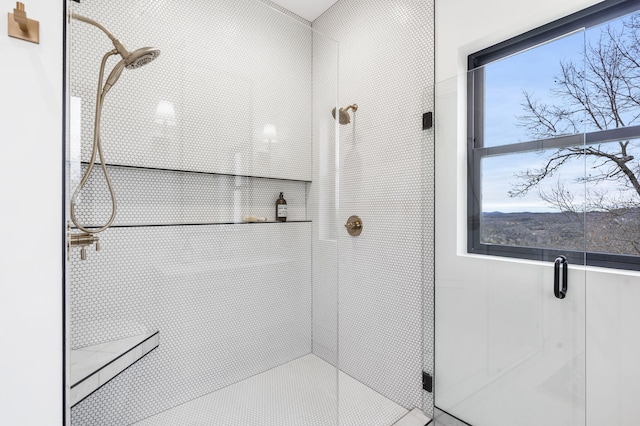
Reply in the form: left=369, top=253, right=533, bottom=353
left=134, top=354, right=422, bottom=426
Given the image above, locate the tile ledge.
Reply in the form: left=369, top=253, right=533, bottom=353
left=393, top=407, right=432, bottom=426
left=69, top=331, right=159, bottom=407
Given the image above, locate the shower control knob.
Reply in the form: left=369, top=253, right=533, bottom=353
left=95, top=241, right=101, bottom=252
left=80, top=247, right=87, bottom=261
left=344, top=215, right=363, bottom=236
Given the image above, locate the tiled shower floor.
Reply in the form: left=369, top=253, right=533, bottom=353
left=134, top=354, right=413, bottom=426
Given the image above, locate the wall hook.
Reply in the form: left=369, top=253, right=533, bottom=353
left=7, top=2, right=39, bottom=44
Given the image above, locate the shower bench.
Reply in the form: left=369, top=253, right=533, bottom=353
left=69, top=331, right=159, bottom=406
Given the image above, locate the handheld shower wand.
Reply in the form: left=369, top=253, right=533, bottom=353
left=69, top=14, right=160, bottom=260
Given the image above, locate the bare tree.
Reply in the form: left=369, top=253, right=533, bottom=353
left=537, top=181, right=584, bottom=225
left=512, top=13, right=640, bottom=254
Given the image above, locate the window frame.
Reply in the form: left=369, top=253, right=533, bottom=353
left=467, top=0, right=640, bottom=271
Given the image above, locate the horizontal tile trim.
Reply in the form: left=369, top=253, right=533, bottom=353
left=79, top=162, right=313, bottom=183
left=71, top=220, right=312, bottom=229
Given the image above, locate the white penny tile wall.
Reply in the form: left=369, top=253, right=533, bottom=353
left=313, top=0, right=435, bottom=416
left=70, top=223, right=312, bottom=424
left=68, top=0, right=435, bottom=423
left=69, top=0, right=317, bottom=423
left=310, top=28, right=339, bottom=366
left=70, top=0, right=312, bottom=181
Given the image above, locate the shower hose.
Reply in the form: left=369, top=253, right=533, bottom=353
left=69, top=49, right=119, bottom=235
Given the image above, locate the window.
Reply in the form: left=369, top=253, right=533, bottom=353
left=468, top=0, right=640, bottom=270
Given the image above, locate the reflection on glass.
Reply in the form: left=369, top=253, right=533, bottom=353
left=262, top=123, right=277, bottom=143
left=70, top=96, right=83, bottom=191
left=155, top=100, right=176, bottom=126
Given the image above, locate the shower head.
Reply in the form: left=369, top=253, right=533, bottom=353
left=125, top=47, right=161, bottom=69
left=71, top=13, right=160, bottom=92
left=332, top=104, right=358, bottom=125
left=102, top=47, right=160, bottom=93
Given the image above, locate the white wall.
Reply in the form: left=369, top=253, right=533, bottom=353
left=585, top=267, right=640, bottom=425
left=435, top=0, right=640, bottom=425
left=0, top=0, right=63, bottom=424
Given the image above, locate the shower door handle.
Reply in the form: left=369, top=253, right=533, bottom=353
left=554, top=255, right=568, bottom=299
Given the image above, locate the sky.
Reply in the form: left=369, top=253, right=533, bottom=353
left=479, top=14, right=640, bottom=213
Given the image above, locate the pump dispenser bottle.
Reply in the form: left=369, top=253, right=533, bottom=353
left=276, top=192, right=287, bottom=222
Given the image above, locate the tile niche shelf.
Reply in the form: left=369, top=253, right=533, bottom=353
left=75, top=161, right=312, bottom=227
left=69, top=331, right=159, bottom=407
left=81, top=161, right=313, bottom=183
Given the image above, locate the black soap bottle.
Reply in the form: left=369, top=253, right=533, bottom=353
left=276, top=192, right=287, bottom=222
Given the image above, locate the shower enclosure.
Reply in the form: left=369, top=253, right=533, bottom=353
left=435, top=3, right=640, bottom=423
left=65, top=0, right=435, bottom=425
left=436, top=64, right=587, bottom=424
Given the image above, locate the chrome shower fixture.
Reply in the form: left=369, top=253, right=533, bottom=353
left=332, top=104, right=358, bottom=125
left=69, top=13, right=160, bottom=260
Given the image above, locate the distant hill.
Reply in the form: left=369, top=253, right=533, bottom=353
left=481, top=209, right=640, bottom=255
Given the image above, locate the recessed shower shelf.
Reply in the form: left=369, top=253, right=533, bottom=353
left=79, top=161, right=313, bottom=183
left=70, top=220, right=312, bottom=230
left=69, top=331, right=159, bottom=407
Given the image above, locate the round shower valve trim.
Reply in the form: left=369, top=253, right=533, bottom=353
left=344, top=215, right=363, bottom=236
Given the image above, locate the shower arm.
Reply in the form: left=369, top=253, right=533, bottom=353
left=69, top=49, right=119, bottom=235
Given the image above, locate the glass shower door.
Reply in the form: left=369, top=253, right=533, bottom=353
left=435, top=248, right=586, bottom=426
left=435, top=29, right=588, bottom=424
